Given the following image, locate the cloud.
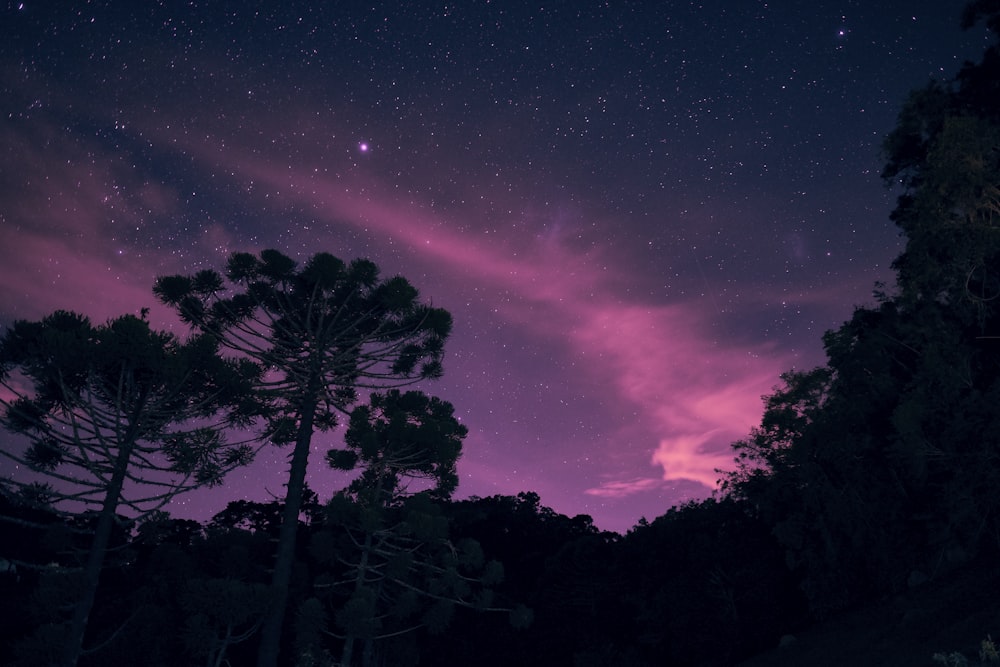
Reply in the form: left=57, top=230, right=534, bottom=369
left=1, top=103, right=795, bottom=506
left=568, top=301, right=783, bottom=487
left=189, top=142, right=788, bottom=490
left=0, top=117, right=248, bottom=328
left=584, top=477, right=664, bottom=498
left=0, top=129, right=157, bottom=323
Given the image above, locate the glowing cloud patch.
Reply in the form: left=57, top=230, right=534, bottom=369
left=584, top=477, right=664, bottom=498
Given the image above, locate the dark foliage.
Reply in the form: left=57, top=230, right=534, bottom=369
left=722, top=0, right=1000, bottom=624
left=155, top=249, right=454, bottom=667
left=0, top=312, right=262, bottom=667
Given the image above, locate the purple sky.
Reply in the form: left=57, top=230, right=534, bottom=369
left=0, top=1, right=990, bottom=532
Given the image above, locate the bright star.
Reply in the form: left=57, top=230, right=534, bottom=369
left=358, top=142, right=370, bottom=153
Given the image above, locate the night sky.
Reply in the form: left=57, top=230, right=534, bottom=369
left=0, top=1, right=991, bottom=533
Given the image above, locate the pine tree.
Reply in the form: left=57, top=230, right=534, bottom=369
left=154, top=249, right=452, bottom=667
left=0, top=311, right=259, bottom=666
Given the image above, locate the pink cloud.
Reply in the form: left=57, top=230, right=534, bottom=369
left=569, top=302, right=784, bottom=487
left=0, top=109, right=805, bottom=518
left=0, top=230, right=157, bottom=322
left=176, top=143, right=790, bottom=491
left=0, top=119, right=237, bottom=328
left=584, top=477, right=664, bottom=498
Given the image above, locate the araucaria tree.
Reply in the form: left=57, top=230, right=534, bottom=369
left=320, top=389, right=482, bottom=666
left=0, top=311, right=260, bottom=667
left=153, top=249, right=453, bottom=667
left=330, top=389, right=466, bottom=506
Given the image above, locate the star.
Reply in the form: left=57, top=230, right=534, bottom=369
left=0, top=0, right=988, bottom=534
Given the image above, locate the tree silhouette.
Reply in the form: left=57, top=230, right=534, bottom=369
left=330, top=389, right=466, bottom=506
left=180, top=577, right=270, bottom=667
left=882, top=3, right=1000, bottom=324
left=317, top=390, right=516, bottom=666
left=720, top=3, right=1000, bottom=617
left=154, top=249, right=452, bottom=667
left=0, top=311, right=259, bottom=667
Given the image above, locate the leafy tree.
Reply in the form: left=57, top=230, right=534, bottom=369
left=0, top=311, right=259, bottom=667
left=720, top=3, right=1000, bottom=617
left=208, top=487, right=323, bottom=536
left=722, top=367, right=834, bottom=506
left=317, top=390, right=515, bottom=666
left=429, top=493, right=602, bottom=666
left=614, top=498, right=804, bottom=666
left=0, top=490, right=70, bottom=665
left=180, top=577, right=270, bottom=667
left=882, top=3, right=1000, bottom=325
left=329, top=390, right=465, bottom=506
left=154, top=249, right=452, bottom=667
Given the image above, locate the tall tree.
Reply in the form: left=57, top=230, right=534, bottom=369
left=875, top=0, right=1000, bottom=565
left=720, top=2, right=1000, bottom=616
left=0, top=311, right=259, bottom=667
left=154, top=249, right=452, bottom=667
left=882, top=2, right=1000, bottom=323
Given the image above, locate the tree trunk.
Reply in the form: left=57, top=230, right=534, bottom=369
left=339, top=530, right=375, bottom=667
left=212, top=623, right=233, bottom=667
left=58, top=439, right=134, bottom=667
left=256, top=398, right=317, bottom=667
left=340, top=471, right=387, bottom=667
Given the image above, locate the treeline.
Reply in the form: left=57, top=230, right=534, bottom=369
left=721, top=0, right=1000, bottom=619
left=0, top=487, right=805, bottom=666
left=1, top=3, right=999, bottom=666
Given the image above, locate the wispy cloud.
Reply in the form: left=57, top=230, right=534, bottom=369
left=584, top=477, right=664, bottom=498
left=199, top=141, right=789, bottom=490
left=569, top=301, right=782, bottom=487
left=0, top=118, right=249, bottom=326
left=0, top=106, right=795, bottom=509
